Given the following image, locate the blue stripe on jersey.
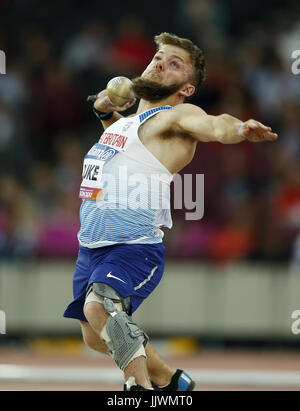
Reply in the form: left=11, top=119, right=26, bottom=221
left=139, top=106, right=172, bottom=123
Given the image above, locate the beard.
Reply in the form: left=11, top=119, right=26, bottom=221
left=131, top=76, right=185, bottom=102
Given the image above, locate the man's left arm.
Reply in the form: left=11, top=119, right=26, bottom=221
left=172, top=104, right=278, bottom=144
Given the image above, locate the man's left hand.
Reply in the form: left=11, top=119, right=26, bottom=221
left=238, top=120, right=278, bottom=142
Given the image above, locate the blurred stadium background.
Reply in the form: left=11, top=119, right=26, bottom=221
left=0, top=0, right=300, bottom=391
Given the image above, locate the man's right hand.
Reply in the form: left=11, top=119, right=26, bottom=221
left=94, top=90, right=136, bottom=113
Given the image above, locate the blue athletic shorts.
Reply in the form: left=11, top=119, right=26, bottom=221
left=63, top=243, right=165, bottom=321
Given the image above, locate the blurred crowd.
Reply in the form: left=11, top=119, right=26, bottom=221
left=0, top=0, right=299, bottom=267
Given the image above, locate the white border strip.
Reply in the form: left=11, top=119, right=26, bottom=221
left=1, top=365, right=300, bottom=387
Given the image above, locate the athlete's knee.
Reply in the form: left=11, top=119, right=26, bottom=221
left=85, top=283, right=148, bottom=370
left=101, top=301, right=149, bottom=370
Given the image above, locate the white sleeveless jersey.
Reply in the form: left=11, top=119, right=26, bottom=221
left=78, top=105, right=174, bottom=248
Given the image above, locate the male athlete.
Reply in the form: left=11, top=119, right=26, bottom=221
left=64, top=33, right=277, bottom=391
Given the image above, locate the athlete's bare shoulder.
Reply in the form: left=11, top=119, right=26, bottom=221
left=154, top=103, right=207, bottom=139
left=170, top=103, right=206, bottom=117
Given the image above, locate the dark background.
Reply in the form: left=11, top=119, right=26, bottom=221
left=0, top=0, right=300, bottom=267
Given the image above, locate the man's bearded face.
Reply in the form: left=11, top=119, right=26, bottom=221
left=131, top=76, right=185, bottom=102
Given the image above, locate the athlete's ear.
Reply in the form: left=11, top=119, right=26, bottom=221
left=179, top=83, right=195, bottom=99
